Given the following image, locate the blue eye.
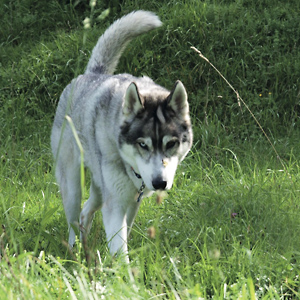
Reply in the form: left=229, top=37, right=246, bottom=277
left=139, top=142, right=149, bottom=150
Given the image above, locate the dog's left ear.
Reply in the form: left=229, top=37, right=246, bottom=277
left=123, top=82, right=144, bottom=116
left=167, top=81, right=189, bottom=118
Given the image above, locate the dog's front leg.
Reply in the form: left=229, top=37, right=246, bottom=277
left=80, top=179, right=102, bottom=241
left=101, top=200, right=129, bottom=262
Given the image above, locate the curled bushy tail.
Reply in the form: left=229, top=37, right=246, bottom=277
left=85, top=10, right=162, bottom=75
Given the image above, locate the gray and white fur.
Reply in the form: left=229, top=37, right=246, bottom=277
left=51, top=10, right=193, bottom=260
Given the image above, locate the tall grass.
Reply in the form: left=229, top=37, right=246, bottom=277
left=1, top=0, right=300, bottom=298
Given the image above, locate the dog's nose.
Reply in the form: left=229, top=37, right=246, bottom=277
left=152, top=179, right=167, bottom=190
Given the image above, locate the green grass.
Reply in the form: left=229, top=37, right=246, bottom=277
left=1, top=0, right=300, bottom=298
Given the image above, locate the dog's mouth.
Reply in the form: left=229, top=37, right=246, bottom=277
left=131, top=167, right=142, bottom=180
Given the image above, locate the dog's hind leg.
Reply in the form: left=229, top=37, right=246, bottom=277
left=80, top=179, right=102, bottom=241
left=56, top=154, right=82, bottom=247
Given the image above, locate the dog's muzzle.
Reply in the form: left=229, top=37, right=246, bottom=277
left=152, top=178, right=167, bottom=190
left=131, top=167, right=167, bottom=198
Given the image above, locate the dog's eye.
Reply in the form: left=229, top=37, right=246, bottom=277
left=138, top=142, right=149, bottom=151
left=166, top=140, right=177, bottom=150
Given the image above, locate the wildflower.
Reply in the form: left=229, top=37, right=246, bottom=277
left=90, top=0, right=96, bottom=8
left=231, top=212, right=238, bottom=219
left=83, top=17, right=91, bottom=29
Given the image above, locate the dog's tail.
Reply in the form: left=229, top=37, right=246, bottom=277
left=85, top=10, right=162, bottom=75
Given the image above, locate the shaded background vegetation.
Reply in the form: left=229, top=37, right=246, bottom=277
left=1, top=0, right=299, bottom=133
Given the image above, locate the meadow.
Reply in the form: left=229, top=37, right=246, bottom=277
left=0, top=0, right=300, bottom=298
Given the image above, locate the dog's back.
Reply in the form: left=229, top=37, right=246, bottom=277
left=51, top=11, right=163, bottom=158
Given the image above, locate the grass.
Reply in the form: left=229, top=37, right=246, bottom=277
left=1, top=0, right=300, bottom=298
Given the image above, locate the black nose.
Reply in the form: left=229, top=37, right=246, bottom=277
left=152, top=179, right=167, bottom=190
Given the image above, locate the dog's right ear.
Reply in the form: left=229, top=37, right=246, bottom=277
left=123, top=82, right=144, bottom=116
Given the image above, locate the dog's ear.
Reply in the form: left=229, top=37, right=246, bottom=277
left=167, top=81, right=189, bottom=119
left=123, top=82, right=144, bottom=116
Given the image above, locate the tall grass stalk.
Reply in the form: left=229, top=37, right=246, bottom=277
left=65, top=115, right=86, bottom=200
left=191, top=46, right=291, bottom=182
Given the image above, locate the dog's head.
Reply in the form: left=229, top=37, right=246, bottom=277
left=119, top=80, right=193, bottom=191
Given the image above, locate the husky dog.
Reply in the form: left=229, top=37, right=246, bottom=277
left=51, top=11, right=193, bottom=259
